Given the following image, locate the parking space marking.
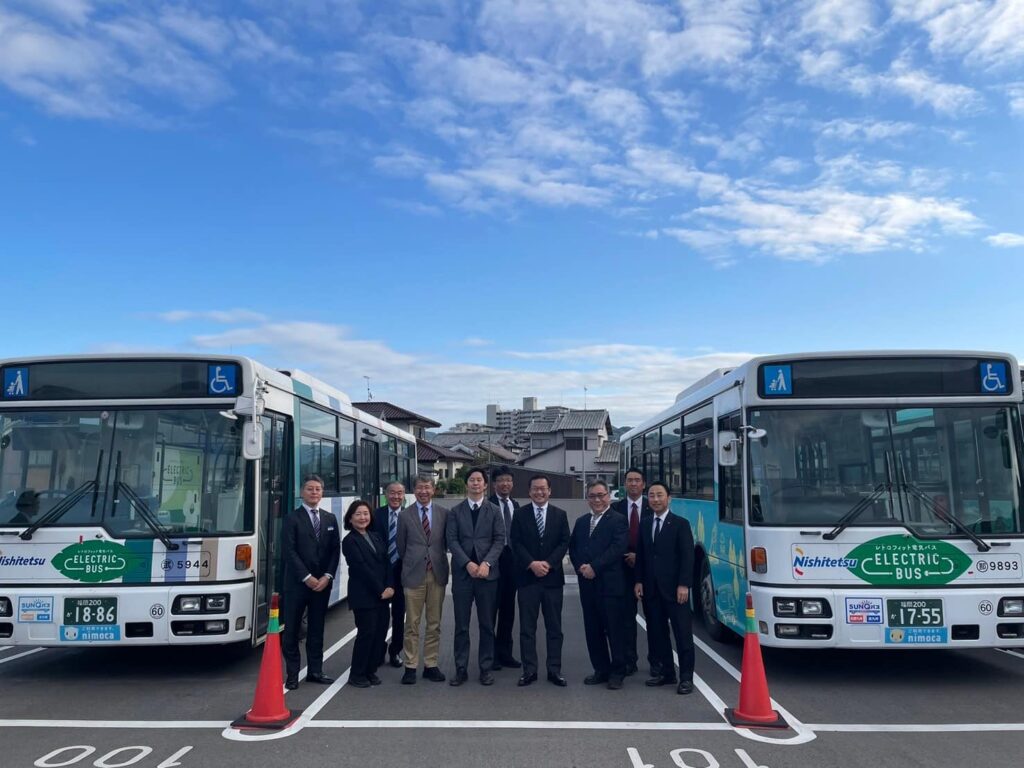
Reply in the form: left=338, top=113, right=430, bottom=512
left=636, top=616, right=816, bottom=747
left=806, top=722, right=1024, bottom=733
left=282, top=627, right=358, bottom=693
left=996, top=648, right=1024, bottom=661
left=0, top=720, right=228, bottom=729
left=305, top=720, right=734, bottom=731
left=0, top=647, right=45, bottom=666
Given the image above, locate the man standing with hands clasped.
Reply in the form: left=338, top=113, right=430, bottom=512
left=374, top=481, right=407, bottom=669
left=281, top=475, right=341, bottom=690
left=511, top=474, right=570, bottom=687
left=446, top=467, right=505, bottom=686
left=570, top=480, right=629, bottom=689
left=489, top=466, right=521, bottom=671
left=634, top=481, right=695, bottom=695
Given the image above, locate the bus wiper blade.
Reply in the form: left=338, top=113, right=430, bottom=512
left=900, top=480, right=991, bottom=553
left=822, top=481, right=890, bottom=541
left=18, top=481, right=97, bottom=540
left=115, top=481, right=181, bottom=552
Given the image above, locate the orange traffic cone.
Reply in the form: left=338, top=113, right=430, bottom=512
left=725, top=593, right=787, bottom=729
left=232, top=593, right=301, bottom=730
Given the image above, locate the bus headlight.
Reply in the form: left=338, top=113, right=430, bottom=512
left=204, top=595, right=229, bottom=612
left=774, top=598, right=797, bottom=616
left=176, top=596, right=202, bottom=613
left=801, top=599, right=825, bottom=616
left=1000, top=598, right=1024, bottom=616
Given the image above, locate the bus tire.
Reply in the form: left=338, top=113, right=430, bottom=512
left=700, top=558, right=730, bottom=642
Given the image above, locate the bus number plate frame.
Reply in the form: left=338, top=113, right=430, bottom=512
left=886, top=598, right=943, bottom=627
left=63, top=597, right=118, bottom=626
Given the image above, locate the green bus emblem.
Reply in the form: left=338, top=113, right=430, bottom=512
left=52, top=541, right=143, bottom=583
left=845, top=535, right=972, bottom=586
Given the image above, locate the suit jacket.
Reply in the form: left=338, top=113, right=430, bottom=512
left=446, top=498, right=505, bottom=582
left=569, top=509, right=629, bottom=597
left=282, top=505, right=341, bottom=592
left=634, top=511, right=695, bottom=602
left=396, top=503, right=450, bottom=588
left=489, top=494, right=521, bottom=549
left=342, top=530, right=393, bottom=611
left=373, top=505, right=403, bottom=564
left=510, top=503, right=570, bottom=588
left=612, top=496, right=652, bottom=551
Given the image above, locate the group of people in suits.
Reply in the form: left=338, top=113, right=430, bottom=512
left=279, top=466, right=695, bottom=695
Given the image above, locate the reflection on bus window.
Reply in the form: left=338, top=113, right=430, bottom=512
left=748, top=406, right=1022, bottom=534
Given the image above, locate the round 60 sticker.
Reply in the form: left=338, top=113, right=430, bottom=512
left=979, top=600, right=994, bottom=615
left=150, top=604, right=165, bottom=619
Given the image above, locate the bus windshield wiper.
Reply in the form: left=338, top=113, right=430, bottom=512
left=823, top=451, right=895, bottom=541
left=17, top=451, right=104, bottom=540
left=114, top=481, right=181, bottom=552
left=896, top=455, right=990, bottom=552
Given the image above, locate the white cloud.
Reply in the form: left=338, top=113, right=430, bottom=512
left=462, top=337, right=494, bottom=347
left=798, top=0, right=877, bottom=45
left=986, top=232, right=1024, bottom=247
left=767, top=156, right=804, bottom=175
left=159, top=309, right=268, bottom=324
left=817, top=118, right=918, bottom=142
left=1008, top=82, right=1024, bottom=116
left=891, top=0, right=1024, bottom=70
left=182, top=317, right=755, bottom=427
left=643, top=0, right=761, bottom=78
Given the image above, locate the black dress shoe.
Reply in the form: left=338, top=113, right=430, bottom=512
left=500, top=656, right=521, bottom=669
left=479, top=671, right=495, bottom=686
left=389, top=655, right=403, bottom=668
left=423, top=666, right=446, bottom=683
left=368, top=673, right=382, bottom=686
left=401, top=668, right=417, bottom=685
left=517, top=672, right=537, bottom=687
left=449, top=668, right=468, bottom=686
left=349, top=676, right=371, bottom=688
left=584, top=673, right=609, bottom=685
left=645, top=675, right=677, bottom=687
left=285, top=679, right=298, bottom=690
left=607, top=676, right=624, bottom=690
left=677, top=680, right=694, bottom=695
left=547, top=672, right=567, bottom=687
left=624, top=663, right=638, bottom=676
left=307, top=673, right=335, bottom=685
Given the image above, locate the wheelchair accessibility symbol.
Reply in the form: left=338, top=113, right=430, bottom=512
left=979, top=362, right=1007, bottom=394
left=208, top=364, right=237, bottom=396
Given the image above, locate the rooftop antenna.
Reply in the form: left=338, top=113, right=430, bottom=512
left=363, top=375, right=373, bottom=401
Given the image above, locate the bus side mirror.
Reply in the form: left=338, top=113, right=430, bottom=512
left=242, top=420, right=264, bottom=461
left=718, top=431, right=738, bottom=467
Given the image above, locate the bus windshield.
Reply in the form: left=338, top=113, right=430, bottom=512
left=748, top=405, right=1023, bottom=535
left=0, top=408, right=251, bottom=536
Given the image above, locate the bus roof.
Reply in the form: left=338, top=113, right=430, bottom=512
left=0, top=352, right=417, bottom=444
left=623, top=349, right=1021, bottom=442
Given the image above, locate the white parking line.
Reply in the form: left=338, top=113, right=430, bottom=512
left=0, top=647, right=44, bottom=666
left=306, top=720, right=734, bottom=730
left=996, top=648, right=1024, bottom=661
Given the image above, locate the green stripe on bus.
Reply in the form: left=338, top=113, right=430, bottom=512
left=123, top=539, right=154, bottom=583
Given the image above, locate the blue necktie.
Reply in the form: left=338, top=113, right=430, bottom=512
left=535, top=506, right=545, bottom=538
left=311, top=509, right=321, bottom=539
left=388, top=510, right=398, bottom=564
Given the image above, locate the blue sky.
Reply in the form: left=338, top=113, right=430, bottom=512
left=1, top=0, right=1023, bottom=428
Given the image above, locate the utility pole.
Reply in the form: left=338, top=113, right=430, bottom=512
left=363, top=376, right=373, bottom=400
left=581, top=386, right=587, bottom=499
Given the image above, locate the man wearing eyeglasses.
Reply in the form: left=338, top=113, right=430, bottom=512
left=570, top=479, right=629, bottom=689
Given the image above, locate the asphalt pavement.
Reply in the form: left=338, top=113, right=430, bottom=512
left=4, top=575, right=1024, bottom=768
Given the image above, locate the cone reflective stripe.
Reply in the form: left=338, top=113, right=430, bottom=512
left=231, top=592, right=301, bottom=730
left=725, top=593, right=787, bottom=729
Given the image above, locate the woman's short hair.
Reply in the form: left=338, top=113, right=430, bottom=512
left=343, top=499, right=373, bottom=531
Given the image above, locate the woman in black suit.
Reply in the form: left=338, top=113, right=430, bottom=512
left=342, top=499, right=394, bottom=688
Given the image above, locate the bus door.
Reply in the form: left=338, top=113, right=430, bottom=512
left=256, top=414, right=289, bottom=637
left=360, top=438, right=380, bottom=503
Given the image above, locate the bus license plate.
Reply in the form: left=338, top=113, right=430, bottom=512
left=63, top=597, right=118, bottom=626
left=886, top=598, right=943, bottom=627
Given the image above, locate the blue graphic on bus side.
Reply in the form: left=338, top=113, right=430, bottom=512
left=885, top=627, right=947, bottom=645
left=208, top=364, right=237, bottom=396
left=60, top=625, right=121, bottom=642
left=763, top=365, right=792, bottom=396
left=3, top=367, right=28, bottom=399
left=979, top=362, right=1007, bottom=394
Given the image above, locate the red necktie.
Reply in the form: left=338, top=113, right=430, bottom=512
left=629, top=502, right=639, bottom=552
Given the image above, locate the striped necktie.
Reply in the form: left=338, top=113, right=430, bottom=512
left=388, top=510, right=398, bottom=565
left=589, top=512, right=601, bottom=536
left=310, top=508, right=320, bottom=539
left=422, top=507, right=432, bottom=571
left=535, top=506, right=545, bottom=538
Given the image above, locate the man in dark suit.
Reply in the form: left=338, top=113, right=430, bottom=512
left=489, top=465, right=521, bottom=670
left=511, top=474, right=570, bottom=687
left=634, top=481, right=695, bottom=695
left=446, top=467, right=505, bottom=686
left=611, top=467, right=650, bottom=675
left=373, top=481, right=407, bottom=668
left=281, top=474, right=341, bottom=690
left=570, top=479, right=629, bottom=689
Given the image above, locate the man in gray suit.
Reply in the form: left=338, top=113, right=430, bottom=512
left=446, top=467, right=506, bottom=686
left=396, top=475, right=450, bottom=685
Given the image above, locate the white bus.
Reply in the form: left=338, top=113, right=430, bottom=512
left=621, top=351, right=1024, bottom=648
left=0, top=355, right=416, bottom=647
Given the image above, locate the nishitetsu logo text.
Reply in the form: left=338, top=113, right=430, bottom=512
left=792, top=547, right=857, bottom=576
